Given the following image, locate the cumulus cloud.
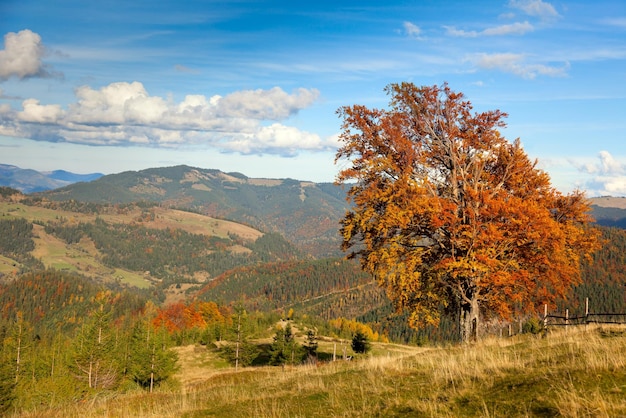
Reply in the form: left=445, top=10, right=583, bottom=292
left=445, top=21, right=533, bottom=38
left=18, top=99, right=65, bottom=123
left=0, top=29, right=57, bottom=81
left=573, top=151, right=626, bottom=196
left=508, top=0, right=560, bottom=20
left=577, top=151, right=624, bottom=176
left=222, top=123, right=334, bottom=156
left=216, top=87, right=319, bottom=120
left=471, top=52, right=569, bottom=79
left=0, top=81, right=333, bottom=155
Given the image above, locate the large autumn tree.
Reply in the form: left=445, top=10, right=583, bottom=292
left=335, top=82, right=599, bottom=343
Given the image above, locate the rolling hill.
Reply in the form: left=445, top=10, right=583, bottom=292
left=35, top=165, right=349, bottom=257
left=6, top=164, right=626, bottom=257
left=0, top=192, right=300, bottom=299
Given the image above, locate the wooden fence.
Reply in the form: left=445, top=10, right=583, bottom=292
left=543, top=298, right=626, bottom=331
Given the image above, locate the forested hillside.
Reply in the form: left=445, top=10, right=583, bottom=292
left=35, top=165, right=348, bottom=257
left=0, top=193, right=299, bottom=298
left=569, top=226, right=626, bottom=313
left=0, top=270, right=147, bottom=334
left=3, top=184, right=626, bottom=343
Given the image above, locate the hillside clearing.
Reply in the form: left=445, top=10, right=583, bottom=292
left=12, top=327, right=626, bottom=417
left=0, top=203, right=263, bottom=242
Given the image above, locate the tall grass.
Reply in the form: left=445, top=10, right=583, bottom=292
left=11, top=326, right=626, bottom=417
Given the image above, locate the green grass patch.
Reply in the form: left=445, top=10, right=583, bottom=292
left=112, top=268, right=151, bottom=289
left=0, top=254, right=20, bottom=274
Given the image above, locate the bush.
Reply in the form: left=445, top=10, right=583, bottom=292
left=522, top=317, right=544, bottom=335
left=351, top=331, right=371, bottom=354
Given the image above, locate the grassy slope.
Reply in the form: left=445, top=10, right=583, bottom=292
left=0, top=201, right=263, bottom=287
left=13, top=326, right=626, bottom=418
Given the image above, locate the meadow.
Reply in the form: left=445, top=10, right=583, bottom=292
left=11, top=326, right=626, bottom=418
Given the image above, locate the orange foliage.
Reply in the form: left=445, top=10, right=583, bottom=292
left=328, top=317, right=388, bottom=343
left=336, top=83, right=600, bottom=342
left=152, top=301, right=231, bottom=333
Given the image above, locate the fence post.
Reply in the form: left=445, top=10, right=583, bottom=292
left=565, top=309, right=569, bottom=332
left=585, top=298, right=589, bottom=330
left=543, top=303, right=548, bottom=337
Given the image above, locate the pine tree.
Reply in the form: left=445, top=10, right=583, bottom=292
left=128, top=321, right=178, bottom=392
left=351, top=331, right=371, bottom=354
left=303, top=329, right=318, bottom=360
left=269, top=323, right=303, bottom=365
left=0, top=342, right=16, bottom=415
left=70, top=306, right=119, bottom=389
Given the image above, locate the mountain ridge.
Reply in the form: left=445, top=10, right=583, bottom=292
left=4, top=163, right=626, bottom=255
left=0, top=163, right=103, bottom=193
left=35, top=164, right=348, bottom=257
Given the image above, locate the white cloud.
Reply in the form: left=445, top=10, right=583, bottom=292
left=18, top=99, right=65, bottom=123
left=598, top=150, right=624, bottom=175
left=403, top=21, right=423, bottom=39
left=0, top=81, right=332, bottom=156
left=222, top=123, right=332, bottom=156
left=483, top=21, right=534, bottom=35
left=580, top=151, right=625, bottom=176
left=471, top=52, right=569, bottom=79
left=508, top=0, right=560, bottom=20
left=444, top=26, right=478, bottom=38
left=445, top=21, right=533, bottom=38
left=216, top=87, right=319, bottom=120
left=572, top=151, right=626, bottom=196
left=0, top=30, right=56, bottom=81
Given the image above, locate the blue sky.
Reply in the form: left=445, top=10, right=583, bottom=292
left=1, top=0, right=625, bottom=196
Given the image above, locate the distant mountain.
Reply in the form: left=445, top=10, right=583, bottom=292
left=0, top=164, right=103, bottom=193
left=589, top=197, right=626, bottom=229
left=45, top=169, right=103, bottom=183
left=37, top=165, right=348, bottom=257
left=24, top=164, right=626, bottom=257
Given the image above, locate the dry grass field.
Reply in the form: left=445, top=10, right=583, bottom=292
left=11, top=326, right=626, bottom=418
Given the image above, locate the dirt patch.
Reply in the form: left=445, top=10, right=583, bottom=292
left=247, top=178, right=283, bottom=187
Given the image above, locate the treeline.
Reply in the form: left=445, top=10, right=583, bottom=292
left=196, top=258, right=375, bottom=311
left=0, top=268, right=345, bottom=415
left=565, top=226, right=626, bottom=314
left=43, top=217, right=298, bottom=284
left=0, top=269, right=178, bottom=413
left=0, top=269, right=147, bottom=334
left=0, top=187, right=21, bottom=198
left=23, top=196, right=159, bottom=215
left=0, top=218, right=44, bottom=273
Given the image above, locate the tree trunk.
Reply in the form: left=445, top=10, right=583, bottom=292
left=460, top=294, right=480, bottom=343
left=150, top=346, right=155, bottom=394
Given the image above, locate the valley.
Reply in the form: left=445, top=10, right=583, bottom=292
left=1, top=165, right=626, bottom=417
